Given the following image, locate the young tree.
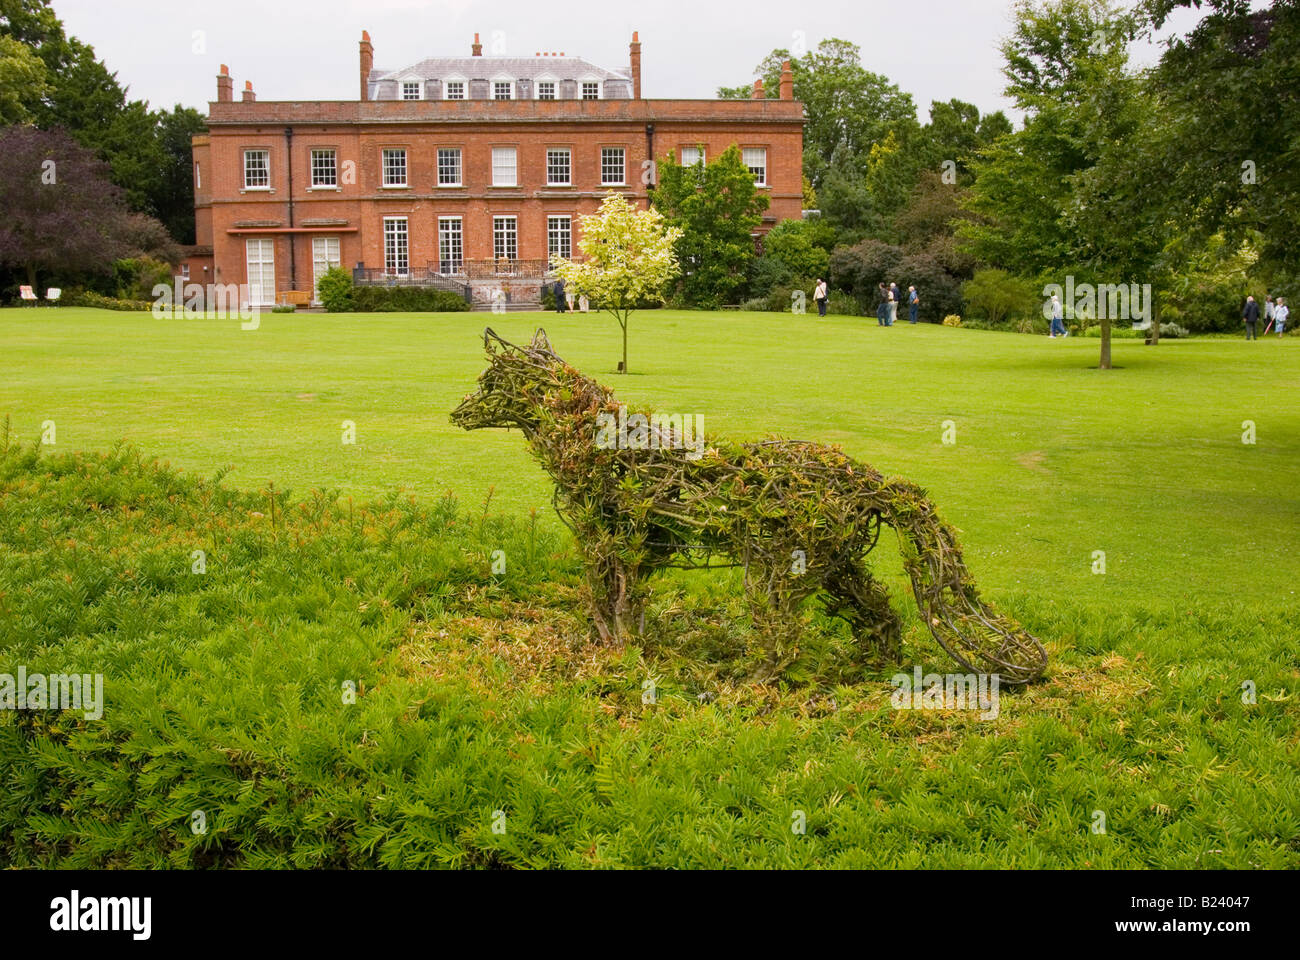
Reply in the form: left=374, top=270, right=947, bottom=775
left=553, top=194, right=682, bottom=375
left=650, top=145, right=768, bottom=307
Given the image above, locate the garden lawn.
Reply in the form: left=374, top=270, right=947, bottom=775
left=1, top=307, right=1297, bottom=868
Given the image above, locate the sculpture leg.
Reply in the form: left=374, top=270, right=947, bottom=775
left=744, top=562, right=815, bottom=676
left=578, top=537, right=646, bottom=645
left=822, top=561, right=903, bottom=664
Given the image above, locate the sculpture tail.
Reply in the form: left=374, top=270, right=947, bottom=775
left=875, top=478, right=1048, bottom=685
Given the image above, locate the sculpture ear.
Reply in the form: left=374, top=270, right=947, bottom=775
left=484, top=328, right=518, bottom=357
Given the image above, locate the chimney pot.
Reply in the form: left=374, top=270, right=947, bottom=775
left=630, top=31, right=642, bottom=99
left=779, top=59, right=794, bottom=100
left=360, top=30, right=374, bottom=102
left=217, top=67, right=234, bottom=102
left=752, top=78, right=764, bottom=99
left=241, top=81, right=256, bottom=103
left=472, top=32, right=482, bottom=56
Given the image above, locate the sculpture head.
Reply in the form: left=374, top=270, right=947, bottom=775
left=450, top=328, right=563, bottom=433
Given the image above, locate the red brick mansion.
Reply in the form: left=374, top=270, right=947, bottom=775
left=186, top=31, right=804, bottom=307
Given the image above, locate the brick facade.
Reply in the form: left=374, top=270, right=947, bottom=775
left=192, top=34, right=804, bottom=305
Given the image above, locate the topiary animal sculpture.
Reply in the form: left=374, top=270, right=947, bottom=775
left=452, top=329, right=1048, bottom=684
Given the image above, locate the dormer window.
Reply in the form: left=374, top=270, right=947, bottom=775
left=444, top=80, right=466, bottom=100
left=581, top=80, right=601, bottom=100
left=536, top=80, right=557, bottom=100
left=493, top=80, right=514, bottom=100
left=401, top=81, right=423, bottom=100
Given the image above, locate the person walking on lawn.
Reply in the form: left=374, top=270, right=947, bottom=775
left=1275, top=298, right=1289, bottom=338
left=1049, top=293, right=1068, bottom=338
left=814, top=278, right=829, bottom=318
left=1244, top=295, right=1260, bottom=340
left=908, top=286, right=920, bottom=324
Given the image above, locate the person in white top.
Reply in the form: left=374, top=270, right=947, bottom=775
left=814, top=279, right=828, bottom=317
left=1275, top=298, right=1289, bottom=338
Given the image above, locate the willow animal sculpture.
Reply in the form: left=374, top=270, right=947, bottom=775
left=452, top=330, right=1048, bottom=685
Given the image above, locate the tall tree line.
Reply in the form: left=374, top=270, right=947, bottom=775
left=0, top=0, right=206, bottom=244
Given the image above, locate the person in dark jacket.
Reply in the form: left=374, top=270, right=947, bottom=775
left=876, top=283, right=888, bottom=326
left=554, top=279, right=567, bottom=314
left=1243, top=295, right=1260, bottom=340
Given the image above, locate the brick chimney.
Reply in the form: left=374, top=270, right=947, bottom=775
left=630, top=31, right=642, bottom=99
left=752, top=78, right=764, bottom=99
left=359, top=30, right=373, bottom=102
left=242, top=81, right=256, bottom=103
left=472, top=32, right=482, bottom=56
left=217, top=64, right=233, bottom=103
left=779, top=60, right=793, bottom=100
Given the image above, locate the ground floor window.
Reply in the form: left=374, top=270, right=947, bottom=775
left=245, top=238, right=275, bottom=305
left=547, top=215, right=571, bottom=266
left=312, top=237, right=341, bottom=302
left=383, top=217, right=409, bottom=277
left=438, top=217, right=464, bottom=275
left=493, top=216, right=518, bottom=267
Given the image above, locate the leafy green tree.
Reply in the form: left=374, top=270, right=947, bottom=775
left=650, top=145, right=768, bottom=307
left=725, top=39, right=920, bottom=190
left=961, top=0, right=1145, bottom=367
left=0, top=33, right=46, bottom=123
left=153, top=106, right=209, bottom=243
left=1141, top=0, right=1300, bottom=277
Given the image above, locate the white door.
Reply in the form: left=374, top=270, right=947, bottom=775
left=246, top=239, right=276, bottom=306
left=312, top=237, right=341, bottom=303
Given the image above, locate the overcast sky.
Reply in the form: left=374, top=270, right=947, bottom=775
left=52, top=0, right=1206, bottom=122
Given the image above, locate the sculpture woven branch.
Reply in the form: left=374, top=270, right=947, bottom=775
left=452, top=329, right=1048, bottom=684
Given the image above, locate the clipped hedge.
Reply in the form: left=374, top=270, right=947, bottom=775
left=351, top=286, right=470, bottom=313
left=62, top=289, right=154, bottom=312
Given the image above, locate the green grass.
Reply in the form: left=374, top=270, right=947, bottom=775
left=1, top=307, right=1297, bottom=868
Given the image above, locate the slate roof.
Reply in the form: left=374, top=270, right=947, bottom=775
left=369, top=56, right=632, bottom=99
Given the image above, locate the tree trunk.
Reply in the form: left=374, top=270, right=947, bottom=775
left=620, top=314, right=629, bottom=374
left=1150, top=296, right=1160, bottom=346
left=1099, top=316, right=1112, bottom=370
left=26, top=264, right=37, bottom=291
